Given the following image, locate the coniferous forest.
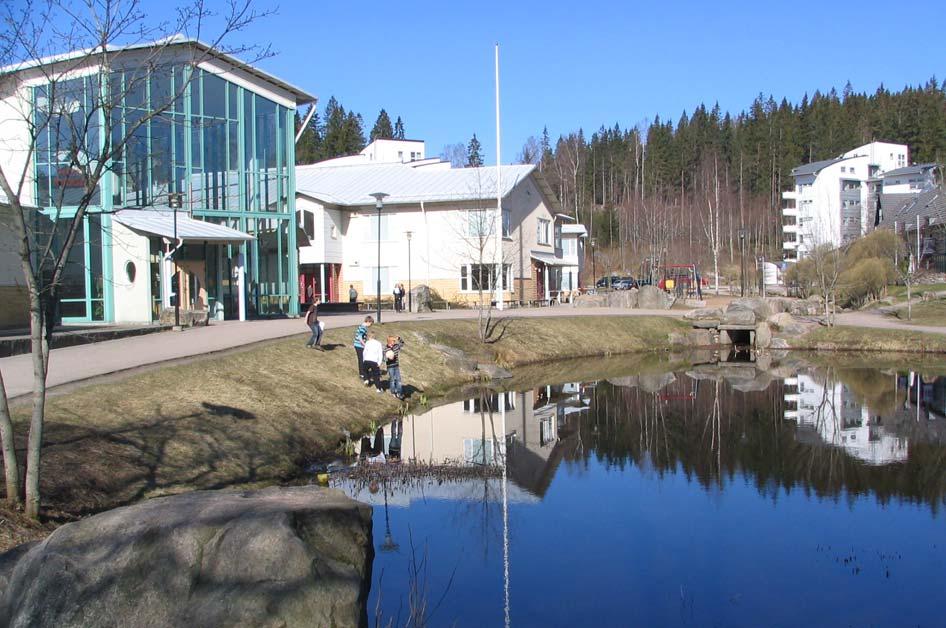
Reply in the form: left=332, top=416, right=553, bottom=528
left=531, top=79, right=946, bottom=277
left=295, top=96, right=408, bottom=165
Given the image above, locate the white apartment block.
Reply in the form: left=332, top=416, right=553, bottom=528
left=295, top=139, right=586, bottom=306
left=783, top=374, right=907, bottom=465
left=782, top=141, right=908, bottom=261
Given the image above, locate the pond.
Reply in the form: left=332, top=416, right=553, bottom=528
left=331, top=358, right=946, bottom=627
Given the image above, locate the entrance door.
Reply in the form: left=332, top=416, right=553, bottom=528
left=535, top=262, right=546, bottom=299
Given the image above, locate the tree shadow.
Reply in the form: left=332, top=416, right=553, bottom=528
left=201, top=403, right=256, bottom=421
left=483, top=316, right=515, bottom=344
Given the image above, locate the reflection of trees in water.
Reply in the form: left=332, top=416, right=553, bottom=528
left=570, top=373, right=946, bottom=514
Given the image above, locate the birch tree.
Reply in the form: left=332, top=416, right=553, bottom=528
left=0, top=0, right=270, bottom=517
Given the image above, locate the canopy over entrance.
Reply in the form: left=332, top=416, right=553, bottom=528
left=529, top=250, right=571, bottom=266
left=113, top=209, right=254, bottom=243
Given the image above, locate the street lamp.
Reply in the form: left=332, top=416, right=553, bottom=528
left=405, top=230, right=413, bottom=313
left=169, top=192, right=183, bottom=327
left=737, top=228, right=747, bottom=297
left=370, top=192, right=388, bottom=323
left=590, top=237, right=597, bottom=292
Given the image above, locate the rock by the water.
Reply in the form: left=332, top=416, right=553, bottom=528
left=721, top=309, right=756, bottom=326
left=637, top=285, right=672, bottom=310
left=684, top=307, right=723, bottom=321
left=0, top=487, right=373, bottom=628
left=727, top=297, right=773, bottom=322
left=755, top=322, right=773, bottom=350
left=477, top=363, right=513, bottom=380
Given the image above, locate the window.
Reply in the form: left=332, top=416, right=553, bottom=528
left=397, top=151, right=403, bottom=161
left=537, top=218, right=550, bottom=245
left=331, top=224, right=338, bottom=239
left=502, top=208, right=511, bottom=238
left=459, top=263, right=511, bottom=292
left=562, top=238, right=577, bottom=257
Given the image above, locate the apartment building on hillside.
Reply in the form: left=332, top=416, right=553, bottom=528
left=781, top=141, right=907, bottom=261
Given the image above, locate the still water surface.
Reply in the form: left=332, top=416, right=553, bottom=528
left=332, top=362, right=946, bottom=627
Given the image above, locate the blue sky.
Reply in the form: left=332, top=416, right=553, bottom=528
left=180, top=0, right=944, bottom=161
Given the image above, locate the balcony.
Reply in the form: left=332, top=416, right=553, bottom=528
left=783, top=240, right=798, bottom=250
left=782, top=191, right=798, bottom=200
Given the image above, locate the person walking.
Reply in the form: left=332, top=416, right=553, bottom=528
left=353, top=315, right=373, bottom=383
left=349, top=285, right=358, bottom=304
left=392, top=284, right=403, bottom=313
left=363, top=331, right=385, bottom=392
left=304, top=300, right=323, bottom=349
left=385, top=335, right=405, bottom=399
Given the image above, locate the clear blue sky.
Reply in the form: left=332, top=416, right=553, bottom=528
left=211, top=0, right=944, bottom=161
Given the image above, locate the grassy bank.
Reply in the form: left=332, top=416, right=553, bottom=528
left=892, top=300, right=946, bottom=326
left=790, top=325, right=946, bottom=353
left=0, top=315, right=685, bottom=549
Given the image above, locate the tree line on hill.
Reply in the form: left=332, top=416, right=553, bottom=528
left=525, top=79, right=946, bottom=280
left=295, top=97, right=407, bottom=164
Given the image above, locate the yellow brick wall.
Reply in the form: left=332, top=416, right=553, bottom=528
left=0, top=285, right=29, bottom=328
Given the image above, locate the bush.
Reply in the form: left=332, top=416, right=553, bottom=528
left=839, top=257, right=895, bottom=307
left=784, top=257, right=817, bottom=297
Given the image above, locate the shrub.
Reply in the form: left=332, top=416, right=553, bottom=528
left=839, top=257, right=894, bottom=307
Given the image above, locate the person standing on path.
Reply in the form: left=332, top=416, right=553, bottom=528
left=304, top=300, right=323, bottom=349
left=363, top=331, right=385, bottom=392
left=349, top=285, right=358, bottom=304
left=385, top=335, right=405, bottom=399
left=392, top=284, right=403, bottom=313
left=353, top=315, right=373, bottom=383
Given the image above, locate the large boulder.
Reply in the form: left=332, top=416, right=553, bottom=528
left=637, top=285, right=672, bottom=310
left=726, top=297, right=773, bottom=322
left=409, top=284, right=434, bottom=313
left=683, top=307, right=723, bottom=321
left=573, top=294, right=608, bottom=308
left=0, top=487, right=373, bottom=628
left=721, top=309, right=756, bottom=326
left=754, top=322, right=773, bottom=350
left=607, top=288, right=639, bottom=309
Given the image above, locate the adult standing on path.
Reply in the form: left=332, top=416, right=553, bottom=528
left=304, top=300, right=323, bottom=349
left=393, top=283, right=405, bottom=313
left=349, top=285, right=358, bottom=304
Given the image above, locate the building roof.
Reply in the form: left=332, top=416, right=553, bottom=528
left=114, top=209, right=254, bottom=242
left=878, top=189, right=946, bottom=230
left=1, top=34, right=316, bottom=105
left=561, top=224, right=587, bottom=236
left=791, top=156, right=850, bottom=177
left=881, top=163, right=938, bottom=178
left=295, top=161, right=539, bottom=207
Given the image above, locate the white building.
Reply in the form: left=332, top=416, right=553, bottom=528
left=781, top=141, right=908, bottom=261
left=294, top=139, right=586, bottom=305
left=783, top=374, right=907, bottom=465
left=880, top=163, right=938, bottom=195
left=359, top=138, right=425, bottom=163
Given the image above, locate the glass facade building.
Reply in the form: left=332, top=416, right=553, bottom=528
left=31, top=58, right=304, bottom=322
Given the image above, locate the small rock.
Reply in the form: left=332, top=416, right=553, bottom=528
left=476, top=363, right=512, bottom=379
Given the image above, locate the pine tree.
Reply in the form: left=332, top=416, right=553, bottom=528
left=370, top=109, right=394, bottom=141
left=295, top=105, right=323, bottom=164
left=321, top=96, right=348, bottom=158
left=467, top=133, right=483, bottom=167
left=393, top=116, right=406, bottom=140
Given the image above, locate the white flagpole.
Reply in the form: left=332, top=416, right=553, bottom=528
left=495, top=43, right=504, bottom=311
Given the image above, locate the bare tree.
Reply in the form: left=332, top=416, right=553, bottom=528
left=0, top=0, right=271, bottom=517
left=440, top=142, right=467, bottom=168
left=699, top=152, right=723, bottom=295
left=517, top=136, right=540, bottom=165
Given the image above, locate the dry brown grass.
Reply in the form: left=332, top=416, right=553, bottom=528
left=791, top=326, right=946, bottom=353
left=1, top=315, right=687, bottom=537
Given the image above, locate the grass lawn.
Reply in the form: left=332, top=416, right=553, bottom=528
left=1, top=315, right=687, bottom=535
left=792, top=325, right=946, bottom=353
left=885, top=283, right=946, bottom=301
left=892, top=299, right=946, bottom=326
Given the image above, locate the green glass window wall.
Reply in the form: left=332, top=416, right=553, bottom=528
left=33, top=64, right=299, bottom=321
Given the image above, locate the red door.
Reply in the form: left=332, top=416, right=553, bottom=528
left=535, top=262, right=545, bottom=299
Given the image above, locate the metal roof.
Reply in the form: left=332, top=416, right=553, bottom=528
left=561, top=224, right=587, bottom=236
left=878, top=189, right=946, bottom=229
left=295, top=161, right=538, bottom=207
left=791, top=156, right=850, bottom=177
left=1, top=35, right=316, bottom=105
left=880, top=163, right=938, bottom=178
left=530, top=250, right=572, bottom=266
left=114, top=209, right=254, bottom=242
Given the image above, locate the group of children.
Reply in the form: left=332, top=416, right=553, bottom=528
left=353, top=316, right=406, bottom=400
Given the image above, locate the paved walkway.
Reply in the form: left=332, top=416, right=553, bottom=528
left=0, top=306, right=681, bottom=400
left=834, top=310, right=946, bottom=336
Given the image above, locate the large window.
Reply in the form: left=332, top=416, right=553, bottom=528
left=368, top=213, right=390, bottom=240
left=459, top=263, right=512, bottom=292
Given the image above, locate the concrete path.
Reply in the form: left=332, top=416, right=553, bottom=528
left=834, top=310, right=946, bottom=336
left=0, top=306, right=681, bottom=400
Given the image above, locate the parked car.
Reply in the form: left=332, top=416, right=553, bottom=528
left=595, top=276, right=622, bottom=290
left=612, top=276, right=638, bottom=290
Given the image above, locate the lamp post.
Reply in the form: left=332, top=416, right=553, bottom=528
left=370, top=192, right=388, bottom=323
left=405, top=230, right=413, bottom=313
left=737, top=228, right=747, bottom=297
left=590, top=237, right=597, bottom=292
left=169, top=192, right=183, bottom=327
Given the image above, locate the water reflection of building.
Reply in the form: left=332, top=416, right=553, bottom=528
left=348, top=383, right=592, bottom=501
left=783, top=374, right=908, bottom=465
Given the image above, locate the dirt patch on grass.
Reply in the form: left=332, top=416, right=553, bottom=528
left=0, top=315, right=686, bottom=552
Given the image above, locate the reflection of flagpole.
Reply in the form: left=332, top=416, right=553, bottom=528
left=501, top=392, right=510, bottom=627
